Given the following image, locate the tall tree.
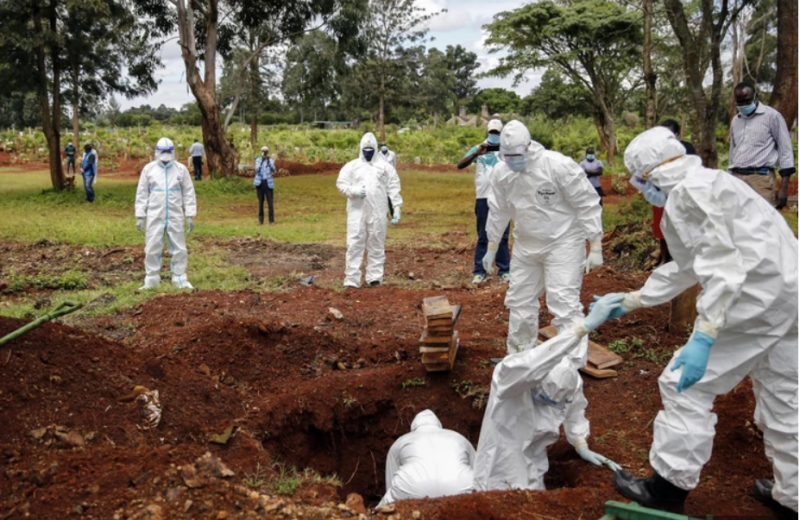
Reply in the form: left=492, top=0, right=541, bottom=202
left=0, top=0, right=165, bottom=190
left=468, top=88, right=520, bottom=115
left=445, top=45, right=480, bottom=105
left=144, top=0, right=366, bottom=178
left=483, top=0, right=642, bottom=163
left=362, top=0, right=442, bottom=142
left=642, top=0, right=657, bottom=128
left=662, top=0, right=752, bottom=167
left=519, top=68, right=593, bottom=121
left=769, top=0, right=797, bottom=128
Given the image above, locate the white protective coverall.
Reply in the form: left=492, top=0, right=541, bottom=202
left=487, top=121, right=603, bottom=355
left=378, top=410, right=475, bottom=507
left=625, top=127, right=798, bottom=510
left=336, top=132, right=402, bottom=287
left=135, top=139, right=197, bottom=289
left=474, top=327, right=593, bottom=491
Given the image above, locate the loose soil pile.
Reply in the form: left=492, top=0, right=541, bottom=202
left=0, top=263, right=791, bottom=519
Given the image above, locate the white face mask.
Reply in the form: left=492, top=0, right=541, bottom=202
left=504, top=155, right=527, bottom=172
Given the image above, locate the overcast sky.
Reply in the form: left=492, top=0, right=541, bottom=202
left=119, top=0, right=541, bottom=110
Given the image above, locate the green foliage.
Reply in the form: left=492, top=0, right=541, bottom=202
left=468, top=88, right=521, bottom=114
left=3, top=270, right=88, bottom=293
left=267, top=463, right=341, bottom=496
left=401, top=377, right=427, bottom=389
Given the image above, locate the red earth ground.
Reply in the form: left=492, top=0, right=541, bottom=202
left=0, top=238, right=794, bottom=520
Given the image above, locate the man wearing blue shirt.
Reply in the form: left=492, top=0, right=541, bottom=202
left=254, top=146, right=276, bottom=225
left=457, top=119, right=511, bottom=284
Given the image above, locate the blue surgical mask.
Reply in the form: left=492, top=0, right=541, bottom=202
left=737, top=101, right=757, bottom=116
left=586, top=154, right=595, bottom=161
left=504, top=155, right=527, bottom=172
left=381, top=145, right=388, bottom=152
left=362, top=148, right=375, bottom=162
left=643, top=180, right=666, bottom=207
left=486, top=134, right=500, bottom=145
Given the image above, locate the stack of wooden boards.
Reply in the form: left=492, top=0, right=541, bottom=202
left=419, top=296, right=461, bottom=372
left=539, top=325, right=623, bottom=378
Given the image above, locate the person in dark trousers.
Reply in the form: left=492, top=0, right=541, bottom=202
left=81, top=143, right=97, bottom=203
left=579, top=147, right=604, bottom=206
left=254, top=146, right=275, bottom=224
left=728, top=80, right=796, bottom=209
left=64, top=142, right=77, bottom=175
left=457, top=119, right=511, bottom=284
left=188, top=139, right=204, bottom=180
left=654, top=119, right=698, bottom=265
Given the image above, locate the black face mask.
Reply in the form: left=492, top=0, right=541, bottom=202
left=362, top=148, right=375, bottom=162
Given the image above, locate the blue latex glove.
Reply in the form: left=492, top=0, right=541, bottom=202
left=187, top=217, right=195, bottom=233
left=576, top=446, right=622, bottom=472
left=671, top=331, right=715, bottom=393
left=583, top=293, right=625, bottom=331
left=588, top=293, right=628, bottom=320
left=391, top=207, right=401, bottom=225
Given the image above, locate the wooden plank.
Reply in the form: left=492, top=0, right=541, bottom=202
left=420, top=329, right=454, bottom=345
left=423, top=296, right=452, bottom=320
left=426, top=304, right=461, bottom=327
left=425, top=328, right=454, bottom=337
left=539, top=325, right=623, bottom=369
left=419, top=345, right=450, bottom=353
left=424, top=335, right=459, bottom=372
left=580, top=365, right=618, bottom=379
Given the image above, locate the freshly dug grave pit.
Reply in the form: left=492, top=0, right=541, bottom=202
left=1, top=279, right=792, bottom=519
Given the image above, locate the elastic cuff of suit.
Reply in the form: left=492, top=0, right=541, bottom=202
left=694, top=319, right=719, bottom=339
left=571, top=438, right=588, bottom=451
left=487, top=242, right=499, bottom=252
left=779, top=168, right=796, bottom=178
left=573, top=321, right=589, bottom=338
left=622, top=291, right=643, bottom=312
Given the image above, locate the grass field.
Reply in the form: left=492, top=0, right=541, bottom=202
left=0, top=167, right=796, bottom=319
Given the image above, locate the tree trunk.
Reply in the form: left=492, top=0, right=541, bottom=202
left=249, top=52, right=259, bottom=148
left=35, top=0, right=65, bottom=190
left=176, top=0, right=238, bottom=178
left=379, top=74, right=386, bottom=143
left=643, top=0, right=657, bottom=128
left=72, top=63, right=80, bottom=150
left=770, top=0, right=798, bottom=129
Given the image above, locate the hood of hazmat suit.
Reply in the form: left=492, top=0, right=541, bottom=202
left=474, top=325, right=591, bottom=492
left=378, top=410, right=475, bottom=507
left=486, top=120, right=602, bottom=257
left=622, top=126, right=798, bottom=508
left=155, top=137, right=176, bottom=165
left=625, top=127, right=686, bottom=195
left=135, top=139, right=197, bottom=289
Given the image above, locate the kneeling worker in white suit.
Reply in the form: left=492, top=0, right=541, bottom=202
left=135, top=137, right=197, bottom=290
left=474, top=294, right=624, bottom=491
left=336, top=132, right=402, bottom=288
left=378, top=410, right=474, bottom=507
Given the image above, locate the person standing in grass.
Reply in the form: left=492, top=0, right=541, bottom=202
left=254, top=146, right=276, bottom=225
left=188, top=139, right=204, bottom=181
left=64, top=141, right=77, bottom=176
left=579, top=148, right=604, bottom=207
left=457, top=119, right=510, bottom=284
left=81, top=143, right=97, bottom=203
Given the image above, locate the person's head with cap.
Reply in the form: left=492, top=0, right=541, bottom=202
left=586, top=147, right=596, bottom=162
left=380, top=141, right=389, bottom=154
left=261, top=146, right=269, bottom=157
left=486, top=119, right=503, bottom=146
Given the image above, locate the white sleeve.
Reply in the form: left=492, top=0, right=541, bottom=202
left=135, top=166, right=150, bottom=218
left=181, top=165, right=197, bottom=217
left=495, top=328, right=583, bottom=400
left=383, top=439, right=403, bottom=494
left=486, top=177, right=511, bottom=244
left=336, top=162, right=355, bottom=198
left=558, top=160, right=603, bottom=241
left=386, top=165, right=402, bottom=208
left=563, top=385, right=591, bottom=448
left=669, top=188, right=746, bottom=333
left=639, top=260, right=698, bottom=307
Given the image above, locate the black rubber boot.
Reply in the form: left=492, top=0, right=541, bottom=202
left=614, top=470, right=689, bottom=514
left=754, top=479, right=795, bottom=514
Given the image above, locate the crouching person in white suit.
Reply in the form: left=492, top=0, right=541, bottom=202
left=378, top=410, right=474, bottom=507
left=474, top=294, right=624, bottom=491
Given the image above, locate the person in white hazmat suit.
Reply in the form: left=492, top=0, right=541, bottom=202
left=378, top=410, right=474, bottom=507
left=135, top=137, right=197, bottom=290
left=336, top=132, right=402, bottom=288
left=483, top=120, right=604, bottom=356
left=592, top=127, right=798, bottom=514
left=474, top=294, right=624, bottom=491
